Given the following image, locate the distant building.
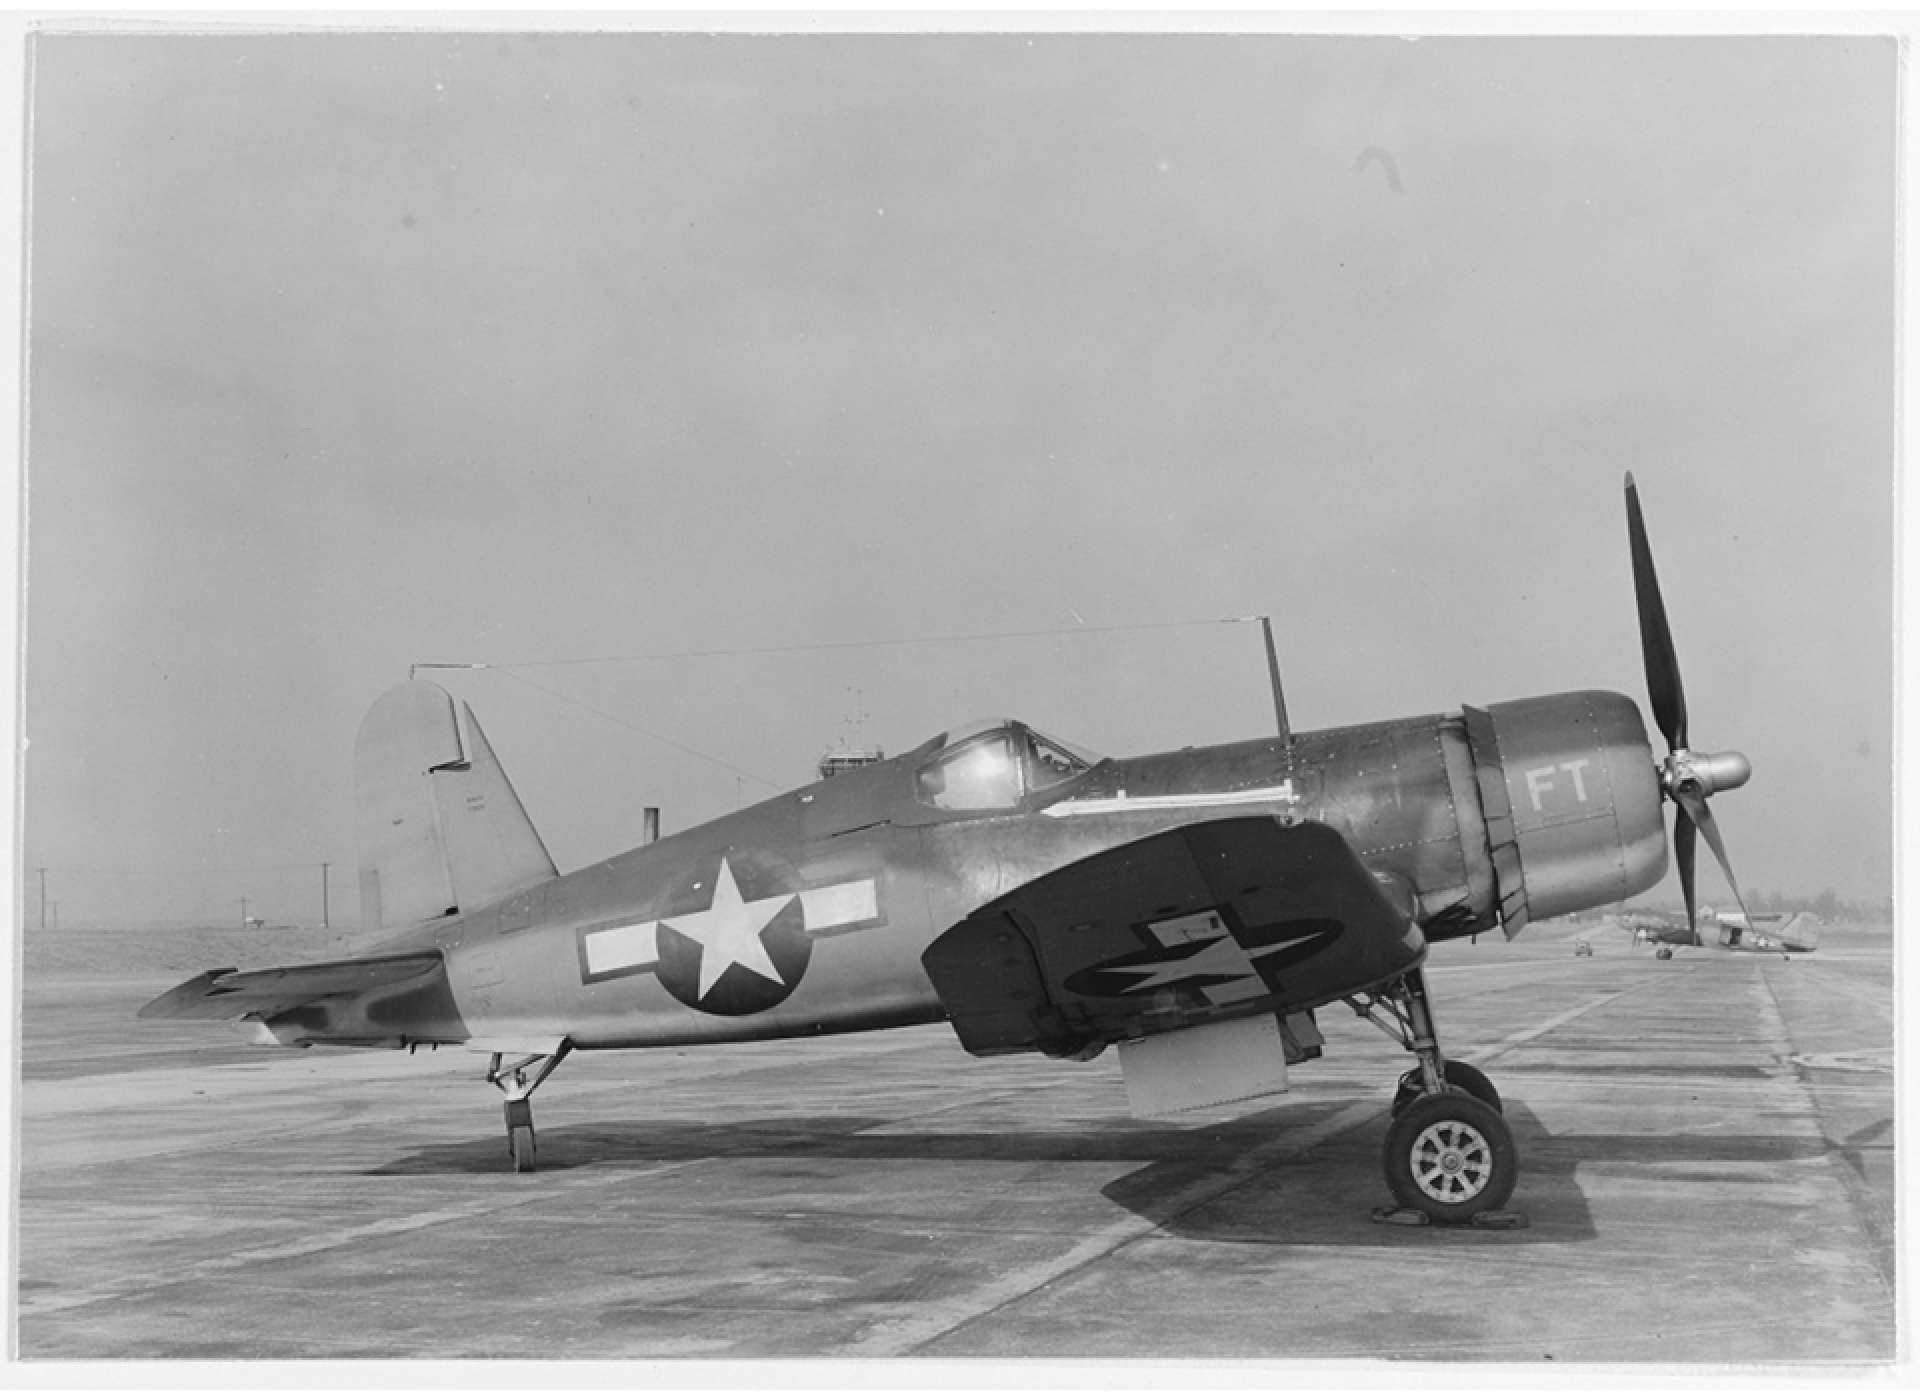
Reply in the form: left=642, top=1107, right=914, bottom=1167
left=818, top=745, right=884, bottom=781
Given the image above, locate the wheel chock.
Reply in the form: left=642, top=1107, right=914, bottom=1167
left=1369, top=1206, right=1531, bottom=1230
left=1469, top=1209, right=1529, bottom=1230
left=1370, top=1206, right=1430, bottom=1227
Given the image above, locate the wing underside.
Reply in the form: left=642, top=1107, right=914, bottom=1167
left=922, top=816, right=1425, bottom=1059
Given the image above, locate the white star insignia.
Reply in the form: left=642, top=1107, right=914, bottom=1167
left=1121, top=936, right=1260, bottom=991
left=576, top=870, right=882, bottom=988
left=1119, top=927, right=1331, bottom=996
left=660, top=857, right=796, bottom=998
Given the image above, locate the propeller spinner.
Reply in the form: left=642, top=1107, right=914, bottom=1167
left=1624, top=473, right=1754, bottom=934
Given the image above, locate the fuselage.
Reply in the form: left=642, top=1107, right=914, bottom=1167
left=1638, top=909, right=1818, bottom=955
left=289, top=688, right=1668, bottom=1052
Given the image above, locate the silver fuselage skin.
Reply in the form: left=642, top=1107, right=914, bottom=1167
left=263, top=688, right=1666, bottom=1054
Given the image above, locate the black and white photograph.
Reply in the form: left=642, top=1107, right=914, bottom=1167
left=10, top=14, right=1903, bottom=1378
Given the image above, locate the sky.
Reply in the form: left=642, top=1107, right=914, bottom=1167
left=19, top=27, right=1897, bottom=928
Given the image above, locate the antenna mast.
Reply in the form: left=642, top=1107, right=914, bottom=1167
left=1253, top=615, right=1291, bottom=746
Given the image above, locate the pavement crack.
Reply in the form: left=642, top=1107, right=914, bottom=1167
left=1756, top=965, right=1897, bottom=1300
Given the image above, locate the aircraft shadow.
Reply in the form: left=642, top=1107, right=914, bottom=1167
left=1113, top=1100, right=1866, bottom=1247
left=367, top=1107, right=1316, bottom=1178
left=367, top=1100, right=1859, bottom=1248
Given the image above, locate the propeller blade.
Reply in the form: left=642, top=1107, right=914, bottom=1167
left=1625, top=472, right=1689, bottom=752
left=1675, top=787, right=1756, bottom=933
left=1674, top=804, right=1697, bottom=934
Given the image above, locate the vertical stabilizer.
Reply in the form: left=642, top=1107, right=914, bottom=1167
left=1774, top=913, right=1820, bottom=952
left=354, top=681, right=558, bottom=931
left=433, top=700, right=559, bottom=911
left=356, top=683, right=461, bottom=930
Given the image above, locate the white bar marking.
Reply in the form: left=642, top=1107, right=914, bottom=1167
left=1145, top=910, right=1230, bottom=945
left=800, top=878, right=878, bottom=932
left=582, top=920, right=659, bottom=975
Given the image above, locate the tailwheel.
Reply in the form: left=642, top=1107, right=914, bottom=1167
left=508, top=1123, right=537, bottom=1173
left=1393, top=1059, right=1502, bottom=1117
left=1383, top=1090, right=1517, bottom=1224
left=504, top=1098, right=537, bottom=1173
left=486, top=1041, right=571, bottom=1174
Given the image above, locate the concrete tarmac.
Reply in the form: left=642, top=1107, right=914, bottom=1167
left=14, top=924, right=1897, bottom=1363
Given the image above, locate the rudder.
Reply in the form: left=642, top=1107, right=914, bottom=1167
left=1775, top=913, right=1820, bottom=951
left=354, top=681, right=558, bottom=931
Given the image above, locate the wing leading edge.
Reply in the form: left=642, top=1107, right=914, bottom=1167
left=922, top=816, right=1425, bottom=1059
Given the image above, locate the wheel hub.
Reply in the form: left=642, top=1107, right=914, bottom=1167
left=1410, top=1120, right=1492, bottom=1203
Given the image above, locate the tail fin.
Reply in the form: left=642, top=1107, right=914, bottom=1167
left=1774, top=913, right=1820, bottom=952
left=353, top=681, right=558, bottom=931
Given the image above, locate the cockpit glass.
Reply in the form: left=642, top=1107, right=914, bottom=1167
left=1027, top=733, right=1091, bottom=788
left=916, top=733, right=1024, bottom=811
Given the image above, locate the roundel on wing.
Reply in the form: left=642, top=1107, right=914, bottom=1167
left=1061, top=916, right=1344, bottom=1000
left=1240, top=917, right=1345, bottom=969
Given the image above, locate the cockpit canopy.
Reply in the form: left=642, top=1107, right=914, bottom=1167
left=915, top=719, right=1101, bottom=812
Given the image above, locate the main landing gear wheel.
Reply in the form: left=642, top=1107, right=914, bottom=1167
left=1382, top=1090, right=1518, bottom=1224
left=1344, top=967, right=1525, bottom=1227
left=1393, top=1060, right=1502, bottom=1117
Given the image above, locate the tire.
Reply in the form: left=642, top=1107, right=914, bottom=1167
left=1393, top=1060, right=1503, bottom=1116
left=509, top=1123, right=537, bottom=1173
left=1382, top=1090, right=1517, bottom=1224
left=1656, top=946, right=1674, bottom=961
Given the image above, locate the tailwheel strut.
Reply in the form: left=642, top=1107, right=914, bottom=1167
left=1343, top=968, right=1519, bottom=1224
left=485, top=1041, right=572, bottom=1174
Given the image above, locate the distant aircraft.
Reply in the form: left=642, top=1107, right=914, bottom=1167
left=141, top=477, right=1753, bottom=1225
left=1630, top=906, right=1819, bottom=958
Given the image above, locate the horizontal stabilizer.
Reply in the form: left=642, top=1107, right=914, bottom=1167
left=137, top=951, right=445, bottom=1022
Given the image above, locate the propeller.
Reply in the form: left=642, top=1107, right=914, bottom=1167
left=1624, top=473, right=1754, bottom=935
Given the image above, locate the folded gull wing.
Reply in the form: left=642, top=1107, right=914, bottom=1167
left=922, top=816, right=1423, bottom=1058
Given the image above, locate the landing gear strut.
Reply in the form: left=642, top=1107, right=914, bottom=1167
left=1344, top=967, right=1518, bottom=1224
left=485, top=1041, right=572, bottom=1173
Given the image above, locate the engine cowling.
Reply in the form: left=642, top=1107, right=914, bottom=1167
left=1465, top=690, right=1668, bottom=925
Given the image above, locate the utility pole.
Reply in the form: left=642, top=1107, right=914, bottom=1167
left=321, top=862, right=330, bottom=929
left=38, top=867, right=46, bottom=931
left=239, top=896, right=249, bottom=929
